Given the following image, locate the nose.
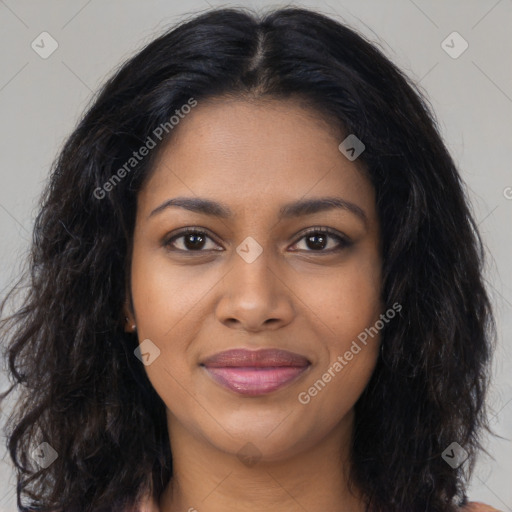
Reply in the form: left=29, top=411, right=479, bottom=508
left=215, top=248, right=295, bottom=333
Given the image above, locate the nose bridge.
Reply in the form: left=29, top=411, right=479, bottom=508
left=215, top=234, right=294, bottom=330
left=231, top=235, right=278, bottom=302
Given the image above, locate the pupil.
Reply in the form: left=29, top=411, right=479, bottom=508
left=308, top=233, right=326, bottom=250
left=185, top=233, right=204, bottom=250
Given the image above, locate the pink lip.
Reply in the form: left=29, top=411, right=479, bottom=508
left=201, top=349, right=311, bottom=396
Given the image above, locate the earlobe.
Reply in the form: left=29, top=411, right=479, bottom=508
left=123, top=300, right=137, bottom=333
left=124, top=316, right=137, bottom=333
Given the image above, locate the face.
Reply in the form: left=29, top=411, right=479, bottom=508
left=126, top=97, right=383, bottom=462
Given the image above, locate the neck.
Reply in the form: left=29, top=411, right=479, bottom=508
left=158, top=409, right=365, bottom=512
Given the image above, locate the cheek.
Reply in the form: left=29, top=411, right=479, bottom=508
left=295, top=252, right=382, bottom=407
left=129, top=253, right=201, bottom=415
left=297, top=253, right=382, bottom=345
left=130, top=248, right=214, bottom=340
left=298, top=271, right=382, bottom=428
left=129, top=248, right=210, bottom=395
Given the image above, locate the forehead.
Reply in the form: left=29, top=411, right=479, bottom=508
left=138, top=98, right=375, bottom=221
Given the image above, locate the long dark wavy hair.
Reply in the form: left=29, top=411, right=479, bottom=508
left=0, top=6, right=495, bottom=512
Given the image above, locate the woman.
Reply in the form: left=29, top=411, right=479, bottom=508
left=0, top=6, right=499, bottom=512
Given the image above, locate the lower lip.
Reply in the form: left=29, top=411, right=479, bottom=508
left=203, top=366, right=309, bottom=396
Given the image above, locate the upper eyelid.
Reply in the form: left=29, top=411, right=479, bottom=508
left=289, top=228, right=349, bottom=250
left=166, top=227, right=220, bottom=244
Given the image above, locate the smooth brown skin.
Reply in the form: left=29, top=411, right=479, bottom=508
left=125, top=98, right=383, bottom=512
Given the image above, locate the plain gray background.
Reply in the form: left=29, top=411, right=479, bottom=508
left=0, top=1, right=511, bottom=510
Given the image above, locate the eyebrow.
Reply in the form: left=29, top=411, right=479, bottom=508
left=149, top=196, right=368, bottom=225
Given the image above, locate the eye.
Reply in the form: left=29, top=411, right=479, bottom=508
left=163, top=227, right=351, bottom=254
left=290, top=227, right=352, bottom=253
left=164, top=228, right=222, bottom=252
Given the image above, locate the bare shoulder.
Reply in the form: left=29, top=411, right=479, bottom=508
left=460, top=502, right=503, bottom=512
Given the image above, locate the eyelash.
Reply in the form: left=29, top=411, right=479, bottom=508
left=163, top=226, right=352, bottom=254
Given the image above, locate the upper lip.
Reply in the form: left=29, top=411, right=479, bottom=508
left=201, top=348, right=310, bottom=368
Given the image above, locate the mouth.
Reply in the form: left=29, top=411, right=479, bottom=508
left=200, top=348, right=311, bottom=396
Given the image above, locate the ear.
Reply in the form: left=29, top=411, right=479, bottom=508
left=123, top=296, right=136, bottom=333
